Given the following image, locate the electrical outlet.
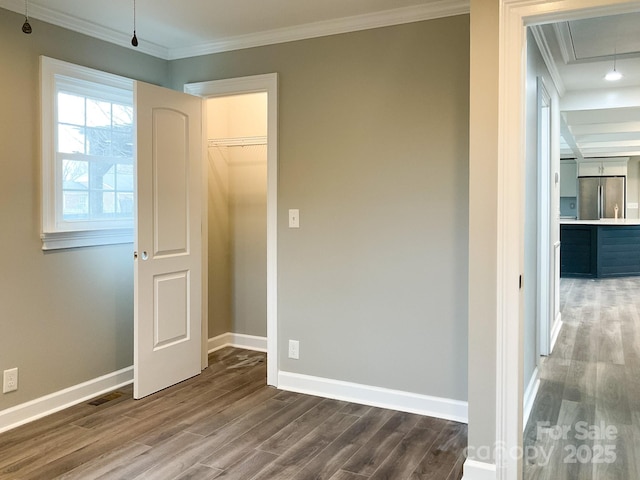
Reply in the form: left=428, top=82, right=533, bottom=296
left=288, top=340, right=299, bottom=360
left=3, top=368, right=18, bottom=393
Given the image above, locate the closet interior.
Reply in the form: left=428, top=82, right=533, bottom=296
left=206, top=92, right=268, bottom=343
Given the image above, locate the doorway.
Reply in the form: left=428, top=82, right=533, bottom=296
left=184, top=74, right=279, bottom=386
left=207, top=92, right=269, bottom=359
left=492, top=1, right=640, bottom=478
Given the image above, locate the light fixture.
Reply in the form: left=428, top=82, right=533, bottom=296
left=22, top=0, right=32, bottom=34
left=605, top=50, right=623, bottom=82
left=131, top=0, right=138, bottom=47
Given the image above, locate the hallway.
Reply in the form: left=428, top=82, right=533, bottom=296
left=524, top=277, right=640, bottom=479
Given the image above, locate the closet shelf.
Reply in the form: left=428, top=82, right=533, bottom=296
left=208, top=136, right=267, bottom=147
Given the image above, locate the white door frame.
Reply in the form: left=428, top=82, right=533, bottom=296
left=498, top=1, right=640, bottom=479
left=184, top=74, right=279, bottom=387
left=536, top=76, right=551, bottom=359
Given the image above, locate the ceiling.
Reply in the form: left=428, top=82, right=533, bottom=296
left=0, top=0, right=468, bottom=59
left=2, top=1, right=638, bottom=159
left=534, top=13, right=640, bottom=159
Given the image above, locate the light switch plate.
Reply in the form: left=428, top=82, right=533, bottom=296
left=289, top=209, right=300, bottom=228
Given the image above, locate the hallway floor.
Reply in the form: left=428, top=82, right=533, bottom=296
left=524, top=277, right=640, bottom=479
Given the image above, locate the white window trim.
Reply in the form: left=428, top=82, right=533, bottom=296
left=40, top=56, right=135, bottom=250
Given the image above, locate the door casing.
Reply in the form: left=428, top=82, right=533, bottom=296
left=184, top=74, right=279, bottom=386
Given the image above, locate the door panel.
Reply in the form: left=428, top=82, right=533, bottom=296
left=134, top=81, right=202, bottom=399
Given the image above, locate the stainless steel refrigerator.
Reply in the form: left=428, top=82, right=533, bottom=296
left=578, top=176, right=625, bottom=220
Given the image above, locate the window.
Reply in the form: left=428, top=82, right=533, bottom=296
left=41, top=56, right=135, bottom=249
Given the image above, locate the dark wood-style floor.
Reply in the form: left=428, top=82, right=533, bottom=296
left=524, top=277, right=640, bottom=480
left=0, top=348, right=467, bottom=479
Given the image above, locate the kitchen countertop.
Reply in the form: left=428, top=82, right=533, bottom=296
left=560, top=218, right=640, bottom=226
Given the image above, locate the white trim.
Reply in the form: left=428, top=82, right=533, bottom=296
left=167, top=1, right=470, bottom=59
left=522, top=367, right=540, bottom=430
left=498, top=2, right=640, bottom=479
left=0, top=0, right=469, bottom=60
left=0, top=367, right=133, bottom=434
left=278, top=371, right=468, bottom=424
left=41, top=228, right=133, bottom=250
left=462, top=459, right=497, bottom=480
left=208, top=333, right=268, bottom=353
left=552, top=22, right=576, bottom=64
left=185, top=74, right=278, bottom=388
left=536, top=76, right=552, bottom=359
left=529, top=25, right=566, bottom=97
left=550, top=313, right=563, bottom=353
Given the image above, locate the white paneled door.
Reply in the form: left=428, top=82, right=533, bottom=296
left=134, top=82, right=203, bottom=399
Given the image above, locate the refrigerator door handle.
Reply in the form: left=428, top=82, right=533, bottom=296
left=598, top=184, right=602, bottom=219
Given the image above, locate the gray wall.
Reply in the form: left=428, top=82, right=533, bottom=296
left=228, top=145, right=267, bottom=337
left=1, top=10, right=470, bottom=413
left=172, top=15, right=470, bottom=399
left=0, top=10, right=167, bottom=410
left=468, top=0, right=499, bottom=460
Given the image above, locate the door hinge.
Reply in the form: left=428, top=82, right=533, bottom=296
left=519, top=275, right=523, bottom=289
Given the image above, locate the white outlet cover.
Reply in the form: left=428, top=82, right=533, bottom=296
left=288, top=340, right=299, bottom=359
left=3, top=368, right=18, bottom=393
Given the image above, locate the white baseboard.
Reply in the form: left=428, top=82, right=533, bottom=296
left=550, top=313, right=562, bottom=353
left=523, top=367, right=540, bottom=431
left=208, top=332, right=267, bottom=353
left=278, top=371, right=468, bottom=423
left=0, top=366, right=133, bottom=434
left=462, top=459, right=497, bottom=480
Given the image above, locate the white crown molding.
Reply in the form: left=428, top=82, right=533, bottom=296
left=168, top=0, right=470, bottom=59
left=0, top=0, right=168, bottom=58
left=552, top=22, right=576, bottom=64
left=0, top=0, right=470, bottom=61
left=530, top=24, right=566, bottom=97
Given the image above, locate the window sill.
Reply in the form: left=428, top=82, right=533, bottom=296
left=41, top=228, right=134, bottom=250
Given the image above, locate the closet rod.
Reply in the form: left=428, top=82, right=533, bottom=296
left=208, top=136, right=267, bottom=147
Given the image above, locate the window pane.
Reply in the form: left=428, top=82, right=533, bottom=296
left=116, top=163, right=134, bottom=192
left=111, top=128, right=133, bottom=158
left=62, top=159, right=88, bottom=188
left=62, top=191, right=88, bottom=219
left=86, top=98, right=111, bottom=127
left=102, top=192, right=116, bottom=214
left=58, top=92, right=85, bottom=125
left=117, top=192, right=134, bottom=215
left=103, top=164, right=116, bottom=191
left=58, top=125, right=85, bottom=154
left=86, top=127, right=112, bottom=156
left=113, top=104, right=133, bottom=126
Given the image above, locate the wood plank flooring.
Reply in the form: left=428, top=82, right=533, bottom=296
left=0, top=348, right=466, bottom=479
left=524, top=277, right=640, bottom=480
